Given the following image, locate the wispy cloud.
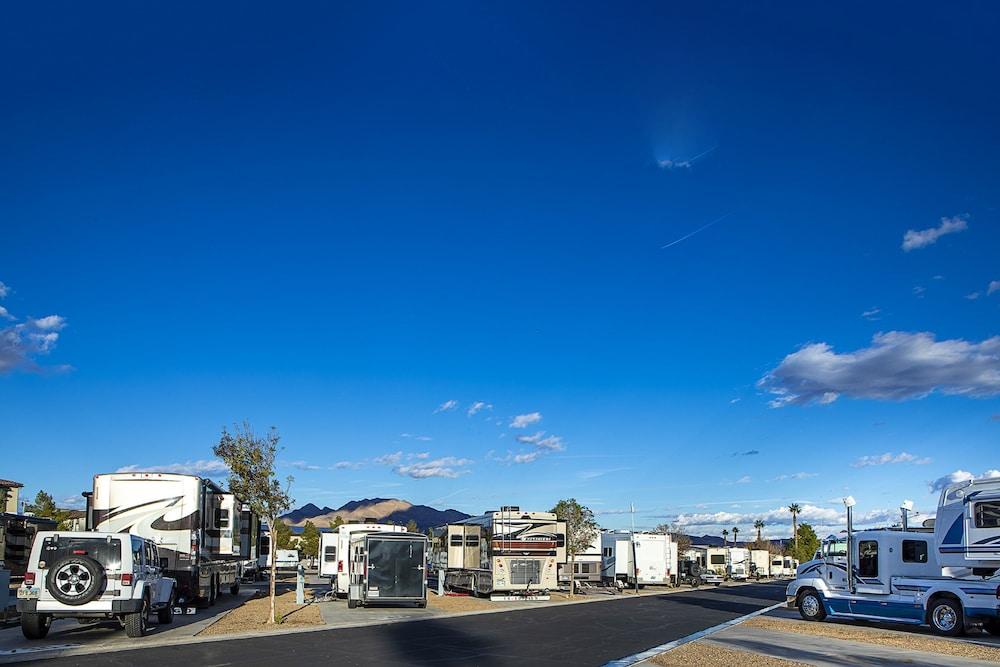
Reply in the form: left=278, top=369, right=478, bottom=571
left=333, top=460, right=364, bottom=470
left=283, top=460, right=322, bottom=471
left=433, top=399, right=459, bottom=414
left=966, top=292, right=981, bottom=300
left=853, top=451, right=931, bottom=468
left=0, top=282, right=69, bottom=374
left=660, top=214, right=730, bottom=250
left=759, top=331, right=1000, bottom=407
left=510, top=412, right=542, bottom=428
left=732, top=449, right=759, bottom=457
left=0, top=282, right=8, bottom=298
left=400, top=433, right=433, bottom=441
left=861, top=307, right=881, bottom=321
left=771, top=472, right=818, bottom=481
left=374, top=451, right=403, bottom=465
left=0, top=306, right=13, bottom=321
left=395, top=456, right=473, bottom=479
left=117, top=460, right=229, bottom=476
left=656, top=146, right=717, bottom=170
left=515, top=431, right=564, bottom=451
left=902, top=214, right=968, bottom=252
left=467, top=401, right=492, bottom=417
left=989, top=281, right=1000, bottom=296
left=930, top=469, right=1000, bottom=493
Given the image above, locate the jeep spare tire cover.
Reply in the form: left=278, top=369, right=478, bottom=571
left=689, top=562, right=701, bottom=577
left=46, top=556, right=105, bottom=606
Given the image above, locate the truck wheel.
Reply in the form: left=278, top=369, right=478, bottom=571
left=797, top=590, right=826, bottom=622
left=21, top=613, right=51, bottom=640
left=929, top=598, right=964, bottom=637
left=230, top=580, right=240, bottom=596
left=157, top=593, right=175, bottom=624
left=124, top=596, right=149, bottom=638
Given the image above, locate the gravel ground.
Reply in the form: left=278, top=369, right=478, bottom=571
left=198, top=590, right=324, bottom=636
left=743, top=616, right=1000, bottom=663
left=647, top=641, right=810, bottom=666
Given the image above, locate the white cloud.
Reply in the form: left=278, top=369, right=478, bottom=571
left=60, top=496, right=86, bottom=510
left=771, top=472, right=819, bottom=481
left=395, top=456, right=473, bottom=479
left=512, top=451, right=542, bottom=464
left=285, top=460, right=322, bottom=471
left=656, top=146, right=716, bottom=170
left=0, top=306, right=13, bottom=321
left=467, top=401, right=492, bottom=417
left=759, top=331, right=1000, bottom=407
left=0, top=282, right=8, bottom=298
left=966, top=292, right=981, bottom=300
left=31, top=315, right=66, bottom=331
left=374, top=451, right=403, bottom=466
left=433, top=399, right=459, bottom=414
left=929, top=469, right=1000, bottom=493
left=912, top=286, right=926, bottom=298
left=852, top=452, right=932, bottom=468
left=116, top=459, right=229, bottom=476
left=510, top=412, right=542, bottom=428
left=901, top=214, right=968, bottom=252
left=1, top=317, right=69, bottom=374
left=861, top=307, right=881, bottom=321
left=400, top=433, right=432, bottom=441
left=332, top=460, right=363, bottom=470
left=515, top=431, right=564, bottom=451
left=989, top=281, right=1000, bottom=296
left=735, top=475, right=752, bottom=484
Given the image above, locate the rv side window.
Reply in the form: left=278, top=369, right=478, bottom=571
left=216, top=509, right=230, bottom=529
left=710, top=555, right=726, bottom=565
left=975, top=502, right=1000, bottom=529
left=603, top=547, right=612, bottom=557
left=901, top=540, right=928, bottom=563
left=324, top=546, right=336, bottom=562
left=465, top=535, right=479, bottom=547
left=858, top=540, right=878, bottom=577
left=450, top=535, right=463, bottom=546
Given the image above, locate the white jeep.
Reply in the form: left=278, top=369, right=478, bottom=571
left=16, top=531, right=177, bottom=639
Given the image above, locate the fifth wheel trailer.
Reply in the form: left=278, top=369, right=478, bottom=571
left=431, top=507, right=566, bottom=597
left=87, top=472, right=256, bottom=605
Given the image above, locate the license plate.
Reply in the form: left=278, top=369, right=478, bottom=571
left=17, top=587, right=40, bottom=600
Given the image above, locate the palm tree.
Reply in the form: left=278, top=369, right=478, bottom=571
left=788, top=503, right=802, bottom=553
left=754, top=519, right=765, bottom=543
left=732, top=527, right=740, bottom=545
left=721, top=528, right=729, bottom=546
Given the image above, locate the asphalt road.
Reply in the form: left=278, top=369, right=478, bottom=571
left=26, top=582, right=786, bottom=666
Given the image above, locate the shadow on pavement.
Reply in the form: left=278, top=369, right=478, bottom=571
left=383, top=616, right=504, bottom=666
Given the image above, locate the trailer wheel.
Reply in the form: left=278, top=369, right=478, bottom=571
left=928, top=598, right=964, bottom=637
left=797, top=589, right=826, bottom=622
left=230, top=580, right=240, bottom=596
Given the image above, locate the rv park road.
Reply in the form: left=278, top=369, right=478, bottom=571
left=12, top=582, right=787, bottom=666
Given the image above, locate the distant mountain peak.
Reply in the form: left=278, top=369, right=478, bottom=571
left=280, top=497, right=469, bottom=531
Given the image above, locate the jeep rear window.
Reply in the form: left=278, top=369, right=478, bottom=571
left=41, top=537, right=122, bottom=570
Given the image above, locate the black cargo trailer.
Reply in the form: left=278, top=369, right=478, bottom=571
left=348, top=531, right=428, bottom=608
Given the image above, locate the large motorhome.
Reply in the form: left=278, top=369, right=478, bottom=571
left=431, top=507, right=566, bottom=597
left=321, top=522, right=407, bottom=595
left=87, top=472, right=255, bottom=605
left=600, top=531, right=675, bottom=586
left=558, top=534, right=601, bottom=586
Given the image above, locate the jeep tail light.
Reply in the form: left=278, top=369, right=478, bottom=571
left=121, top=573, right=133, bottom=586
left=24, top=572, right=35, bottom=586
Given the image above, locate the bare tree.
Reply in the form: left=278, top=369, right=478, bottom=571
left=214, top=421, right=293, bottom=624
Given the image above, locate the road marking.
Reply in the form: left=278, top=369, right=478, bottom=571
left=0, top=644, right=82, bottom=656
left=602, top=600, right=785, bottom=666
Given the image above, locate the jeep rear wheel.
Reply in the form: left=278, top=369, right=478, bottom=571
left=21, top=613, right=51, bottom=640
left=124, top=596, right=149, bottom=638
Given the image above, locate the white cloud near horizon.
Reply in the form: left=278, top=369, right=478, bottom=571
left=759, top=331, right=1000, bottom=407
left=902, top=214, right=968, bottom=251
left=852, top=451, right=932, bottom=468
left=510, top=412, right=542, bottom=428
left=116, top=459, right=229, bottom=476
left=929, top=469, right=1000, bottom=493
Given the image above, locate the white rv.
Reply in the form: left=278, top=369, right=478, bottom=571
left=431, top=507, right=566, bottom=597
left=322, top=522, right=407, bottom=595
left=600, top=531, right=674, bottom=586
left=750, top=549, right=771, bottom=578
left=558, top=533, right=601, bottom=586
left=706, top=547, right=729, bottom=576
left=88, top=472, right=253, bottom=606
left=728, top=547, right=751, bottom=580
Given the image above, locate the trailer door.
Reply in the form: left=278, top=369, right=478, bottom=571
left=367, top=537, right=425, bottom=599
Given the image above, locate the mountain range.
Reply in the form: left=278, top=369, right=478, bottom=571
left=280, top=498, right=470, bottom=531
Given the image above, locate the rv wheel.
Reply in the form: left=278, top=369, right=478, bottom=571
left=928, top=598, right=964, bottom=637
left=797, top=590, right=826, bottom=622
left=230, top=580, right=240, bottom=596
left=347, top=598, right=357, bottom=609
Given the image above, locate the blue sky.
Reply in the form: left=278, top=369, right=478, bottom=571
left=2, top=2, right=998, bottom=537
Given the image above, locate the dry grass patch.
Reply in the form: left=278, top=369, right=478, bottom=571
left=743, top=616, right=1000, bottom=663
left=198, top=590, right=324, bottom=636
left=425, top=594, right=496, bottom=613
left=648, top=641, right=809, bottom=666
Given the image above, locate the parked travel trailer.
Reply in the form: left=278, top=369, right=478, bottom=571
left=771, top=554, right=786, bottom=577
left=88, top=472, right=254, bottom=605
left=347, top=532, right=428, bottom=608
left=431, top=507, right=566, bottom=597
left=322, top=522, right=407, bottom=595
left=273, top=549, right=300, bottom=570
left=239, top=506, right=261, bottom=580
left=728, top=547, right=751, bottom=580
left=600, top=531, right=674, bottom=586
left=750, top=549, right=771, bottom=578
left=558, top=534, right=601, bottom=586
left=0, top=514, right=56, bottom=580
left=706, top=547, right=728, bottom=576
